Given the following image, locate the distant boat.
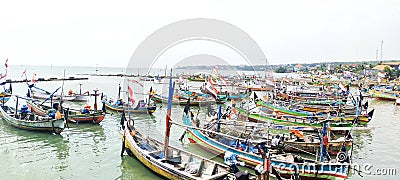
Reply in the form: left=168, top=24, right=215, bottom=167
left=182, top=104, right=351, bottom=180
left=102, top=98, right=156, bottom=114
left=151, top=94, right=214, bottom=106
left=28, top=84, right=90, bottom=102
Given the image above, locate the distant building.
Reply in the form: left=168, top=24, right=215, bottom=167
left=381, top=62, right=400, bottom=70
left=293, top=63, right=303, bottom=72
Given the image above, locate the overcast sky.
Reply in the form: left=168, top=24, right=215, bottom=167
left=1, top=0, right=399, bottom=68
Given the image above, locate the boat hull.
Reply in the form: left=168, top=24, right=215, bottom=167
left=27, top=101, right=105, bottom=124
left=102, top=100, right=156, bottom=114
left=0, top=106, right=64, bottom=134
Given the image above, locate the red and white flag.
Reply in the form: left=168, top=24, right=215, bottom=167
left=4, top=59, right=8, bottom=68
left=265, top=79, right=275, bottom=87
left=127, top=79, right=143, bottom=87
left=205, top=78, right=218, bottom=99
left=32, top=73, right=36, bottom=84
left=127, top=85, right=135, bottom=105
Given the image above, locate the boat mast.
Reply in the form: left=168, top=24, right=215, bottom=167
left=163, top=69, right=174, bottom=159
left=79, top=83, right=82, bottom=95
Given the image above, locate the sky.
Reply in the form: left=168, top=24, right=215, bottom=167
left=1, top=0, right=400, bottom=68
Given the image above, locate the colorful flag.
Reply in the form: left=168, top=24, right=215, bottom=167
left=265, top=79, right=275, bottom=87
left=127, top=79, right=143, bottom=87
left=205, top=78, right=218, bottom=99
left=21, top=69, right=27, bottom=77
left=32, top=73, right=36, bottom=84
left=127, top=85, right=135, bottom=105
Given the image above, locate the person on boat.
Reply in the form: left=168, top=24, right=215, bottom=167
left=68, top=89, right=74, bottom=95
left=116, top=99, right=123, bottom=105
left=321, top=134, right=331, bottom=162
left=271, top=135, right=281, bottom=148
left=19, top=105, right=30, bottom=120
left=81, top=104, right=91, bottom=114
left=224, top=151, right=245, bottom=173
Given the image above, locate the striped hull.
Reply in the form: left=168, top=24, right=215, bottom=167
left=102, top=100, right=156, bottom=114
left=121, top=130, right=230, bottom=180
left=256, top=102, right=370, bottom=125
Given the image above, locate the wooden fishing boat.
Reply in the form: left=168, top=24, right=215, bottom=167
left=0, top=92, right=11, bottom=104
left=0, top=104, right=65, bottom=134
left=237, top=108, right=352, bottom=127
left=151, top=94, right=214, bottom=106
left=101, top=98, right=156, bottom=114
left=182, top=110, right=351, bottom=180
left=255, top=100, right=372, bottom=125
left=26, top=100, right=105, bottom=124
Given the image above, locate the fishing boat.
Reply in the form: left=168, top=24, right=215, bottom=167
left=0, top=98, right=65, bottom=134
left=187, top=72, right=209, bottom=82
left=26, top=100, right=105, bottom=124
left=27, top=82, right=92, bottom=102
left=102, top=98, right=156, bottom=114
left=119, top=70, right=251, bottom=180
left=0, top=83, right=12, bottom=104
left=255, top=100, right=373, bottom=125
left=151, top=94, right=214, bottom=106
left=181, top=104, right=351, bottom=180
left=64, top=83, right=91, bottom=102
left=204, top=113, right=353, bottom=156
left=369, top=89, right=399, bottom=101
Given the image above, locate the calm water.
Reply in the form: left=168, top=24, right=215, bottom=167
left=0, top=66, right=398, bottom=179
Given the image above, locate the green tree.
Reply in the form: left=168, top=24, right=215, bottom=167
left=275, top=67, right=287, bottom=73
left=383, top=66, right=393, bottom=79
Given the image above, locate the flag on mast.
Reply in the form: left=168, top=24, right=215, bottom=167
left=127, top=85, right=135, bottom=105
left=205, top=78, right=218, bottom=99
left=4, top=59, right=8, bottom=69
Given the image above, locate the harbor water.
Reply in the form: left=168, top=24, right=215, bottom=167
left=0, top=66, right=399, bottom=179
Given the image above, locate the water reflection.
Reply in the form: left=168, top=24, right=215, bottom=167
left=119, top=156, right=161, bottom=180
